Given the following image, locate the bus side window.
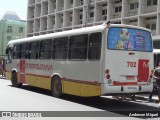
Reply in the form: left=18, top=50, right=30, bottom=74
left=6, top=47, right=12, bottom=63
left=30, top=41, right=39, bottom=59
left=12, top=44, right=19, bottom=59
left=52, top=37, right=68, bottom=60
left=16, top=44, right=21, bottom=59
left=69, top=34, right=88, bottom=60
left=20, top=43, right=28, bottom=59
left=12, top=44, right=17, bottom=59
left=88, top=32, right=102, bottom=60
left=27, top=42, right=31, bottom=59
left=39, top=39, right=52, bottom=59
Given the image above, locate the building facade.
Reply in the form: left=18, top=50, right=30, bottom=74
left=27, top=0, right=159, bottom=47
left=0, top=12, right=26, bottom=58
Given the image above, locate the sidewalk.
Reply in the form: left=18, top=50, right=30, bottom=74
left=134, top=94, right=159, bottom=103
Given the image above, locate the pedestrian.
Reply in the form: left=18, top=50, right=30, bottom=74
left=148, top=79, right=157, bottom=102
left=153, top=62, right=160, bottom=108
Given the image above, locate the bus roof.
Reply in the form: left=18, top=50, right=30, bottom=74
left=7, top=23, right=151, bottom=46
left=8, top=25, right=106, bottom=46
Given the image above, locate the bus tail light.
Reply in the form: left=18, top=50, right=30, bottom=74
left=105, top=69, right=112, bottom=84
left=106, top=74, right=110, bottom=79
left=105, top=69, right=109, bottom=74
left=108, top=79, right=112, bottom=84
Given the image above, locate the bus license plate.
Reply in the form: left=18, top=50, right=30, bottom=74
left=127, top=86, right=137, bottom=90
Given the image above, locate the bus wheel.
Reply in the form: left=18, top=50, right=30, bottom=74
left=51, top=76, right=62, bottom=98
left=11, top=72, right=22, bottom=87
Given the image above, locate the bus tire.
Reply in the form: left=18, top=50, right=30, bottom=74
left=11, top=72, right=22, bottom=87
left=51, top=76, right=62, bottom=98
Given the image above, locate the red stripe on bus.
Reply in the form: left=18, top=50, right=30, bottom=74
left=113, top=81, right=137, bottom=86
left=6, top=71, right=100, bottom=85
left=26, top=73, right=51, bottom=79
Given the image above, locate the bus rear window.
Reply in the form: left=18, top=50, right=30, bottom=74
left=107, top=27, right=152, bottom=52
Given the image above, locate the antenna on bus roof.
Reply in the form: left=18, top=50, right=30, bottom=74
left=102, top=20, right=110, bottom=27
left=103, top=20, right=110, bottom=25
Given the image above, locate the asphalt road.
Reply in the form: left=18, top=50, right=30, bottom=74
left=0, top=78, right=160, bottom=120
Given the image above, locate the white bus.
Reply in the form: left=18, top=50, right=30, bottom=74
left=5, top=22, right=153, bottom=97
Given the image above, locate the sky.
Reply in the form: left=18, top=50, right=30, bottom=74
left=0, top=0, right=28, bottom=20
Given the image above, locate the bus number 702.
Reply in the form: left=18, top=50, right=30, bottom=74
left=127, top=62, right=136, bottom=67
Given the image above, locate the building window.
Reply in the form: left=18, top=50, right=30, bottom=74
left=19, top=27, right=23, bottom=33
left=114, top=22, right=121, bottom=24
left=102, top=9, right=107, bottom=15
left=153, top=41, right=160, bottom=49
left=153, top=0, right=157, bottom=5
left=147, top=0, right=151, bottom=6
left=129, top=19, right=138, bottom=23
left=130, top=3, right=138, bottom=10
left=115, top=0, right=122, bottom=4
left=146, top=23, right=156, bottom=30
left=70, top=17, right=72, bottom=22
left=115, top=6, right=122, bottom=13
left=151, top=24, right=156, bottom=30
left=147, top=0, right=157, bottom=6
left=80, top=14, right=83, bottom=19
left=71, top=0, right=73, bottom=4
left=90, top=12, right=94, bottom=18
left=6, top=26, right=12, bottom=33
left=146, top=16, right=157, bottom=20
left=80, top=0, right=83, bottom=5
left=7, top=36, right=11, bottom=41
left=102, top=4, right=107, bottom=7
left=146, top=24, right=150, bottom=29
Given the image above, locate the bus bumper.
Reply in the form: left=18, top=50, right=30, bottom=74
left=101, top=83, right=153, bottom=95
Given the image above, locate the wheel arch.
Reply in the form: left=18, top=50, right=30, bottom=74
left=12, top=68, right=17, bottom=74
left=50, top=73, right=63, bottom=97
left=51, top=73, right=62, bottom=88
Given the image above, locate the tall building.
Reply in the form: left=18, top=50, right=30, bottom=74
left=27, top=0, right=159, bottom=47
left=0, top=11, right=26, bottom=58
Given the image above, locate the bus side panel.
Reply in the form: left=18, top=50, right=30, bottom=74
left=62, top=80, right=81, bottom=96
left=62, top=80, right=101, bottom=97
left=25, top=74, right=51, bottom=90
left=81, top=84, right=101, bottom=97
left=6, top=71, right=11, bottom=80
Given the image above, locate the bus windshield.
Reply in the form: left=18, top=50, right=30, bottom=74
left=107, top=27, right=152, bottom=52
